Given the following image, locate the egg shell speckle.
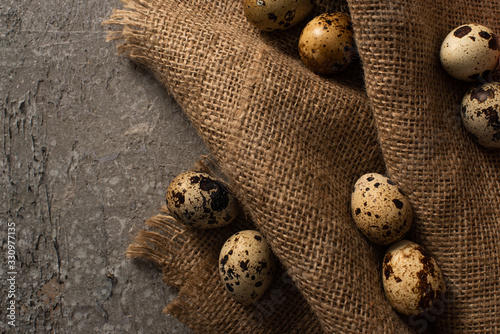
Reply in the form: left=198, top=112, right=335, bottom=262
left=461, top=81, right=500, bottom=148
left=351, top=173, right=412, bottom=245
left=165, top=171, right=239, bottom=228
left=440, top=23, right=500, bottom=81
left=298, top=12, right=356, bottom=75
left=382, top=240, right=446, bottom=316
left=242, top=0, right=314, bottom=31
left=219, top=230, right=276, bottom=305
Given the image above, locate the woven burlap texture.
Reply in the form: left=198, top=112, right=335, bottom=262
left=105, top=0, right=500, bottom=333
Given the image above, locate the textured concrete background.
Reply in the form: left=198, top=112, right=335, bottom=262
left=1, top=0, right=203, bottom=332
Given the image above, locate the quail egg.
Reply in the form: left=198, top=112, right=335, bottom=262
left=298, top=12, right=356, bottom=75
left=382, top=240, right=446, bottom=316
left=219, top=230, right=276, bottom=305
left=242, top=0, right=314, bottom=31
left=351, top=173, right=412, bottom=245
left=461, top=81, right=500, bottom=148
left=165, top=171, right=239, bottom=228
left=440, top=23, right=500, bottom=81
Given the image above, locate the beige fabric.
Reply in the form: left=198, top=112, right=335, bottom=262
left=105, top=0, right=500, bottom=332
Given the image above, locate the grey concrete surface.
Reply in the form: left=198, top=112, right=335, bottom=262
left=1, top=1, right=204, bottom=333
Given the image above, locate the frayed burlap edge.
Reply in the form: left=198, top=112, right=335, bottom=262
left=105, top=0, right=153, bottom=65
left=126, top=206, right=214, bottom=316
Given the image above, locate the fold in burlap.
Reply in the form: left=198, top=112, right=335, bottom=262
left=105, top=0, right=500, bottom=332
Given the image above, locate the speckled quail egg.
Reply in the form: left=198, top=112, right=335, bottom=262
left=242, top=0, right=314, bottom=31
left=351, top=173, right=412, bottom=245
left=382, top=240, right=446, bottom=316
left=165, top=171, right=239, bottom=228
left=298, top=12, right=356, bottom=75
left=219, top=230, right=276, bottom=305
left=461, top=81, right=500, bottom=148
left=440, top=23, right=500, bottom=81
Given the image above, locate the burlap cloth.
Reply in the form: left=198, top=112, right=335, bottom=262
left=105, top=0, right=500, bottom=333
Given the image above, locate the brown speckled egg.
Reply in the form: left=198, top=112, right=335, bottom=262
left=351, top=173, right=412, bottom=245
left=219, top=230, right=276, bottom=305
left=461, top=81, right=500, bottom=148
left=242, top=0, right=314, bottom=31
left=165, top=171, right=239, bottom=228
left=298, top=12, right=356, bottom=75
left=382, top=240, right=446, bottom=316
left=440, top=24, right=500, bottom=81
